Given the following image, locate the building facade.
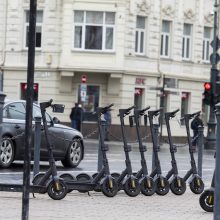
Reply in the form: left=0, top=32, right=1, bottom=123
left=0, top=0, right=216, bottom=136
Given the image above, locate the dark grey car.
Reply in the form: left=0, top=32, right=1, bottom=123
left=0, top=100, right=84, bottom=168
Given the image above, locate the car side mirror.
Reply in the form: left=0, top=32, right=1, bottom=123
left=53, top=117, right=60, bottom=124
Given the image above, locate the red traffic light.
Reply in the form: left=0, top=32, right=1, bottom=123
left=81, top=75, right=87, bottom=83
left=204, top=82, right=211, bottom=91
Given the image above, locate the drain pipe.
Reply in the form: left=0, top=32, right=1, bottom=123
left=0, top=0, right=8, bottom=91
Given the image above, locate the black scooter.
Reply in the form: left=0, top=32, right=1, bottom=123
left=182, top=111, right=205, bottom=194
left=130, top=106, right=156, bottom=196
left=164, top=109, right=186, bottom=195
left=112, top=106, right=141, bottom=197
left=59, top=104, right=118, bottom=197
left=148, top=109, right=170, bottom=195
left=0, top=99, right=68, bottom=200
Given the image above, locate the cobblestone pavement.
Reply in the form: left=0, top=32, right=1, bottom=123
left=0, top=187, right=212, bottom=220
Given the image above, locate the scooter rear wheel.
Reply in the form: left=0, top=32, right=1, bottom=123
left=170, top=177, right=186, bottom=195
left=190, top=176, right=204, bottom=194
left=32, top=173, right=48, bottom=194
left=101, top=177, right=118, bottom=197
left=123, top=177, right=140, bottom=197
left=47, top=179, right=67, bottom=200
left=199, top=189, right=214, bottom=212
left=76, top=173, right=92, bottom=193
left=155, top=176, right=169, bottom=196
left=139, top=176, right=155, bottom=196
left=60, top=173, right=75, bottom=193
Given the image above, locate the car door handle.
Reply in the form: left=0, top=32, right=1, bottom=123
left=15, top=125, right=20, bottom=129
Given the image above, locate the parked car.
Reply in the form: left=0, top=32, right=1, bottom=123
left=0, top=100, right=84, bottom=168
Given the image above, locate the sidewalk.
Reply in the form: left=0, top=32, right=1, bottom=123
left=0, top=188, right=212, bottom=220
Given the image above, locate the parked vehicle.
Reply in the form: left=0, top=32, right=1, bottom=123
left=0, top=100, right=84, bottom=168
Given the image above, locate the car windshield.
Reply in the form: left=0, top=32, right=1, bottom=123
left=3, top=102, right=51, bottom=122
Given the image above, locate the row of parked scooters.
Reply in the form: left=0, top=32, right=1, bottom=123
left=50, top=104, right=205, bottom=199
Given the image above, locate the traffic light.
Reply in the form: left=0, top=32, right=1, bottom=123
left=203, top=82, right=212, bottom=105
left=81, top=75, right=87, bottom=84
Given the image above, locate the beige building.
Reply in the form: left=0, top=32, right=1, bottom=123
left=0, top=0, right=216, bottom=137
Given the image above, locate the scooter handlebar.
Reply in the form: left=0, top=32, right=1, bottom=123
left=165, top=108, right=179, bottom=119
left=140, top=106, right=150, bottom=114
left=181, top=110, right=201, bottom=120
left=118, top=105, right=135, bottom=117
left=40, top=99, right=53, bottom=110
left=97, top=103, right=114, bottom=114
left=148, top=109, right=161, bottom=117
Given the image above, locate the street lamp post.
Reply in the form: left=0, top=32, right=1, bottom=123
left=205, top=0, right=219, bottom=149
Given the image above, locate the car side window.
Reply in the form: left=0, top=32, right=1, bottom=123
left=3, top=102, right=26, bottom=120
left=32, top=105, right=51, bottom=122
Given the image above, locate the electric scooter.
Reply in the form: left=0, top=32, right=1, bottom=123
left=148, top=109, right=170, bottom=195
left=130, top=106, right=156, bottom=196
left=111, top=106, right=141, bottom=197
left=59, top=104, right=118, bottom=197
left=0, top=99, right=68, bottom=200
left=164, top=109, right=186, bottom=195
left=182, top=111, right=205, bottom=194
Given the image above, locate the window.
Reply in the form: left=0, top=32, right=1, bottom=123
left=182, top=23, right=192, bottom=60
left=181, top=92, right=190, bottom=125
left=73, top=11, right=115, bottom=51
left=3, top=102, right=26, bottom=120
left=78, top=85, right=100, bottom=121
left=203, top=27, right=212, bottom=62
left=135, top=16, right=146, bottom=54
left=160, top=20, right=171, bottom=57
left=25, top=10, right=43, bottom=49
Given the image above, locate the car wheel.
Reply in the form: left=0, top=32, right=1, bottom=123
left=61, top=138, right=82, bottom=168
left=0, top=137, right=15, bottom=168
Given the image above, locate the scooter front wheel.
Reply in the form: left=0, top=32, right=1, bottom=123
left=60, top=173, right=76, bottom=193
left=47, top=179, right=67, bottom=200
left=170, top=177, right=186, bottom=195
left=101, top=177, right=118, bottom=197
left=123, top=177, right=140, bottom=197
left=199, top=189, right=214, bottom=212
left=190, top=176, right=204, bottom=194
left=155, top=176, right=169, bottom=196
left=139, top=176, right=155, bottom=196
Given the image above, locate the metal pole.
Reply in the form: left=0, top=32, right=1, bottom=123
left=206, top=0, right=219, bottom=149
left=97, top=119, right=105, bottom=172
left=214, top=103, right=220, bottom=219
left=152, top=124, right=159, bottom=171
left=197, top=125, right=204, bottom=177
left=33, top=116, right=42, bottom=177
left=22, top=0, right=37, bottom=219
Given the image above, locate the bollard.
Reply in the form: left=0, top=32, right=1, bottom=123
left=97, top=119, right=106, bottom=172
left=33, top=116, right=42, bottom=177
left=152, top=124, right=159, bottom=171
left=214, top=103, right=220, bottom=219
left=197, top=125, right=204, bottom=178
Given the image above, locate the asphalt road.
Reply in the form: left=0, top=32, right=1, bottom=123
left=0, top=139, right=215, bottom=185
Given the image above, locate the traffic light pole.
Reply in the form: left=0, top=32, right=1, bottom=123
left=206, top=0, right=219, bottom=149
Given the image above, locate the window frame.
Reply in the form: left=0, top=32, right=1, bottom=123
left=182, top=23, right=192, bottom=60
left=202, top=27, right=212, bottom=63
left=24, top=10, right=43, bottom=50
left=160, top=20, right=171, bottom=58
left=73, top=11, right=115, bottom=52
left=135, top=16, right=146, bottom=55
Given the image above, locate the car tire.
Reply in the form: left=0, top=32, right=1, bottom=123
left=61, top=138, right=83, bottom=168
left=0, top=137, right=15, bottom=168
